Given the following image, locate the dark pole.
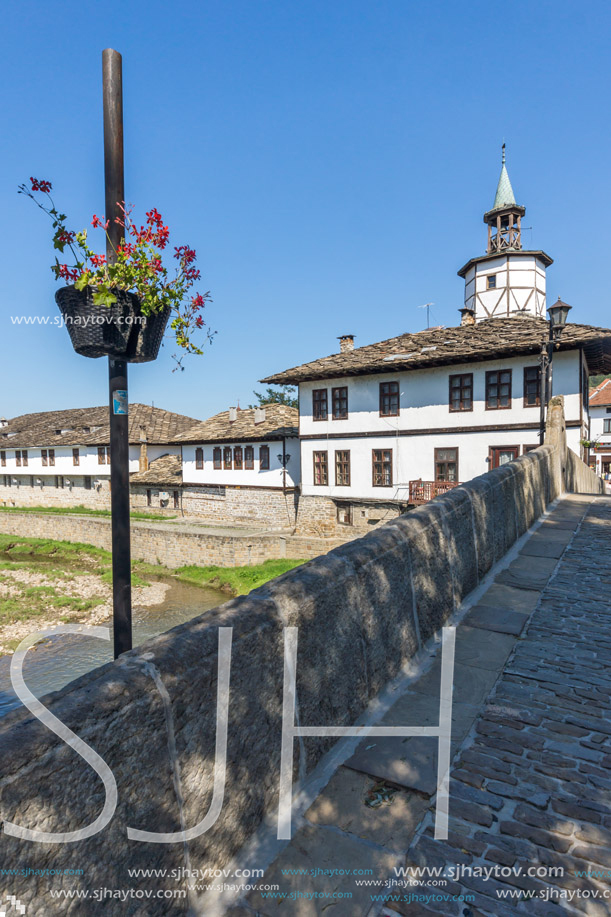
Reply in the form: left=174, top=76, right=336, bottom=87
left=103, top=48, right=132, bottom=658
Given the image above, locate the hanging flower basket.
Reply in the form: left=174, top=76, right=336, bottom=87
left=55, top=286, right=170, bottom=362
left=20, top=178, right=213, bottom=370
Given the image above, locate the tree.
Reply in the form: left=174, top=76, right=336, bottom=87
left=250, top=385, right=298, bottom=408
left=589, top=373, right=611, bottom=389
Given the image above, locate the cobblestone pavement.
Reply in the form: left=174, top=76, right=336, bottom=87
left=234, top=496, right=611, bottom=917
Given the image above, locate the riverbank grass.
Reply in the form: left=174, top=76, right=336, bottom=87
left=174, top=558, right=305, bottom=595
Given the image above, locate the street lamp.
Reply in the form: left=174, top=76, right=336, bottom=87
left=539, top=298, right=572, bottom=444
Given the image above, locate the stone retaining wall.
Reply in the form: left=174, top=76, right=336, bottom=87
left=0, top=411, right=603, bottom=916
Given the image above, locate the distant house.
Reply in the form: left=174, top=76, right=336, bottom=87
left=0, top=405, right=198, bottom=510
left=588, top=379, right=611, bottom=478
left=166, top=404, right=300, bottom=528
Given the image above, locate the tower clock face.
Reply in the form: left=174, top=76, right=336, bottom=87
left=0, top=896, right=27, bottom=916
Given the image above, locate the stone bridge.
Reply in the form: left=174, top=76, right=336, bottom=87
left=0, top=398, right=609, bottom=916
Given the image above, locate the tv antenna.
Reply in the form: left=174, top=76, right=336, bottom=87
left=418, top=302, right=434, bottom=329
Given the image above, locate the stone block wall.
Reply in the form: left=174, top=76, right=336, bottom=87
left=295, top=493, right=405, bottom=537
left=0, top=415, right=603, bottom=915
left=179, top=485, right=299, bottom=530
left=0, top=476, right=110, bottom=510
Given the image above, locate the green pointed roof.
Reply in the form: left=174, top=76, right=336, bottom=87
left=492, top=144, right=517, bottom=211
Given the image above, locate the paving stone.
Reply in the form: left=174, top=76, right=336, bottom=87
left=474, top=583, right=542, bottom=613
left=246, top=823, right=398, bottom=916
left=344, top=735, right=461, bottom=795
left=462, top=605, right=530, bottom=636
left=380, top=690, right=479, bottom=741
left=519, top=537, right=568, bottom=558
left=410, top=660, right=500, bottom=706
left=304, top=766, right=429, bottom=851
left=452, top=626, right=517, bottom=672
left=495, top=555, right=559, bottom=591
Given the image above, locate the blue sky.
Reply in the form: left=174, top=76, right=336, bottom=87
left=2, top=0, right=610, bottom=421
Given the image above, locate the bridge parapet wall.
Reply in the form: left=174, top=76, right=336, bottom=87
left=0, top=400, right=602, bottom=914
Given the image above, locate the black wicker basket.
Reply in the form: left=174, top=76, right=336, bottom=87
left=55, top=286, right=169, bottom=362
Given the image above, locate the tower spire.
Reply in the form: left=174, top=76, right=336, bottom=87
left=492, top=143, right=517, bottom=211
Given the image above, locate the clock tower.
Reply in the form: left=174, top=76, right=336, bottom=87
left=458, top=146, right=553, bottom=322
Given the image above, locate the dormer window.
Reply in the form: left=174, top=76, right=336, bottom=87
left=487, top=274, right=497, bottom=290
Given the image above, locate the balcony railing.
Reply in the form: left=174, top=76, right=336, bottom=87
left=408, top=479, right=461, bottom=505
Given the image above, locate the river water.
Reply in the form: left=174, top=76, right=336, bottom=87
left=0, top=576, right=224, bottom=718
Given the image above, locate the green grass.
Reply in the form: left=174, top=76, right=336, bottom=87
left=174, top=558, right=306, bottom=595
left=0, top=505, right=175, bottom=522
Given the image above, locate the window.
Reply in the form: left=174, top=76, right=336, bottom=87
left=84, top=476, right=92, bottom=490
left=606, top=408, right=611, bottom=415
left=335, top=450, right=350, bottom=486
left=604, top=419, right=611, bottom=434
left=372, top=449, right=392, bottom=486
left=435, top=448, right=459, bottom=482
left=313, top=389, right=328, bottom=421
left=245, top=446, right=254, bottom=469
left=49, top=449, right=55, bottom=467
left=22, top=450, right=28, bottom=467
left=147, top=489, right=152, bottom=506
left=73, top=448, right=80, bottom=466
left=449, top=374, right=473, bottom=412
left=98, top=446, right=110, bottom=464
left=0, top=451, right=5, bottom=467
left=523, top=366, right=541, bottom=407
left=313, top=451, right=328, bottom=485
left=195, top=447, right=204, bottom=469
left=485, top=370, right=512, bottom=410
left=41, top=449, right=48, bottom=466
left=379, top=381, right=400, bottom=417
left=259, top=445, right=270, bottom=470
left=30, top=476, right=35, bottom=488
left=223, top=447, right=232, bottom=470
left=173, top=490, right=179, bottom=509
left=15, top=450, right=21, bottom=467
left=55, top=475, right=64, bottom=489
left=332, top=387, right=348, bottom=420
left=523, top=444, right=539, bottom=454
left=336, top=504, right=353, bottom=526
left=487, top=274, right=497, bottom=290
left=489, top=446, right=520, bottom=469
left=234, top=446, right=243, bottom=469
left=212, top=447, right=222, bottom=469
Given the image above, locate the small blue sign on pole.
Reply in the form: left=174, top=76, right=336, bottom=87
left=113, top=390, right=128, bottom=415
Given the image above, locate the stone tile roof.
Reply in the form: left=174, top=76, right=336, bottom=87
left=0, top=404, right=199, bottom=449
left=261, top=317, right=611, bottom=384
left=174, top=404, right=298, bottom=444
left=589, top=378, right=611, bottom=406
left=130, top=453, right=182, bottom=486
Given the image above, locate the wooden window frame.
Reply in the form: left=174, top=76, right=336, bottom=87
left=1, top=450, right=6, bottom=467
left=523, top=366, right=541, bottom=408
left=334, top=449, right=351, bottom=486
left=15, top=450, right=21, bottom=467
left=173, top=490, right=180, bottom=509
left=234, top=446, right=243, bottom=470
left=487, top=274, right=497, bottom=290
left=49, top=448, right=55, bottom=467
left=488, top=445, right=520, bottom=469
left=379, top=381, right=400, bottom=417
left=195, top=447, right=204, bottom=470
left=448, top=373, right=473, bottom=412
left=41, top=449, right=48, bottom=467
left=223, top=446, right=233, bottom=470
left=372, top=449, right=392, bottom=487
left=604, top=419, right=611, bottom=434
left=73, top=448, right=80, bottom=466
left=213, top=447, right=222, bottom=469
left=147, top=489, right=152, bottom=506
left=84, top=476, right=92, bottom=490
left=98, top=446, right=106, bottom=465
left=485, top=369, right=512, bottom=411
left=22, top=450, right=28, bottom=467
left=313, top=450, right=328, bottom=486
left=331, top=386, right=348, bottom=420
left=434, top=447, right=459, bottom=483
left=259, top=445, right=270, bottom=470
left=244, top=446, right=254, bottom=469
left=312, top=389, right=328, bottom=421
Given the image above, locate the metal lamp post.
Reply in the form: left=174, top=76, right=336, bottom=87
left=103, top=49, right=132, bottom=658
left=538, top=298, right=572, bottom=444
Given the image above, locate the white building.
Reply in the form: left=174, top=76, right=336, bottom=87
left=0, top=404, right=198, bottom=510
left=262, top=152, right=611, bottom=536
left=161, top=404, right=301, bottom=529
left=588, top=379, right=611, bottom=479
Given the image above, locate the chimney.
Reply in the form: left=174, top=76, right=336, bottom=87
left=254, top=407, right=266, bottom=424
left=139, top=426, right=149, bottom=472
left=0, top=418, right=7, bottom=428
left=229, top=407, right=238, bottom=422
left=338, top=334, right=355, bottom=353
left=459, top=308, right=476, bottom=327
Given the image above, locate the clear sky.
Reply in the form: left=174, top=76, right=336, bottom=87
left=2, top=0, right=610, bottom=421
